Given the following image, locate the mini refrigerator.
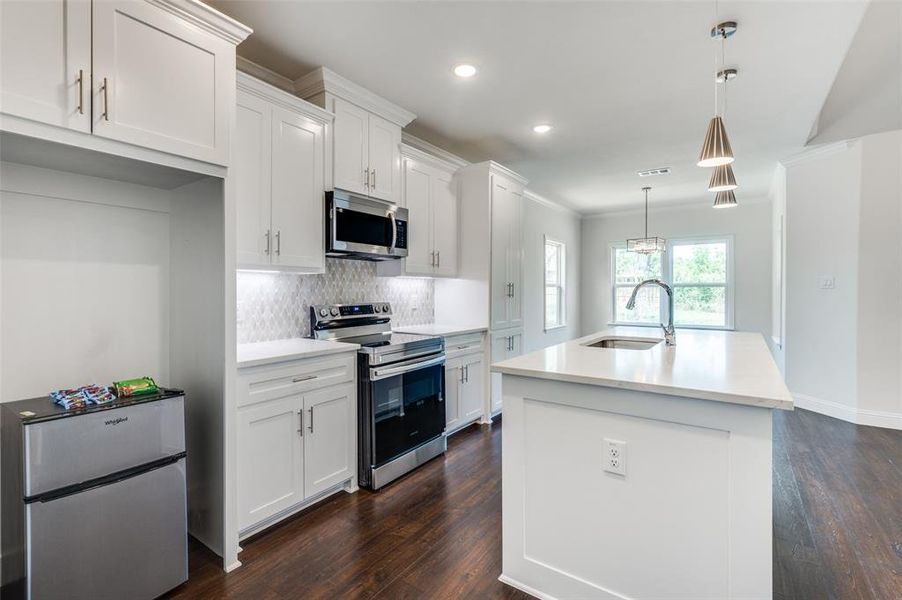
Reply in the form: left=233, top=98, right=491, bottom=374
left=1, top=389, right=188, bottom=600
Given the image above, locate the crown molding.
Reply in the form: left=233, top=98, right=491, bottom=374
left=460, top=160, right=529, bottom=186
left=293, top=67, right=416, bottom=127
left=583, top=195, right=771, bottom=219
left=237, top=72, right=333, bottom=124
left=236, top=56, right=294, bottom=92
left=780, top=140, right=856, bottom=167
left=400, top=132, right=469, bottom=169
left=524, top=190, right=581, bottom=218
left=147, top=0, right=252, bottom=45
left=400, top=144, right=465, bottom=174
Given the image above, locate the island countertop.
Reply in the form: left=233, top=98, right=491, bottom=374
left=491, top=326, right=793, bottom=410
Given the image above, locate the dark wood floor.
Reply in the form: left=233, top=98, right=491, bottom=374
left=166, top=409, right=901, bottom=600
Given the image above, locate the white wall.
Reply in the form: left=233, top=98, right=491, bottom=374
left=521, top=193, right=581, bottom=352
left=0, top=162, right=172, bottom=400
left=580, top=199, right=773, bottom=340
left=783, top=129, right=902, bottom=429
left=769, top=164, right=787, bottom=372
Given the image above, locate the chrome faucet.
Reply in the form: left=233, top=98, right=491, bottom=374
left=625, top=278, right=676, bottom=346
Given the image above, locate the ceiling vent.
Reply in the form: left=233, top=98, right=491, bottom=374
left=637, top=167, right=672, bottom=177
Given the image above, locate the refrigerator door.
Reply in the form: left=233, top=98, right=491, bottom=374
left=24, top=395, right=184, bottom=496
left=26, top=458, right=188, bottom=600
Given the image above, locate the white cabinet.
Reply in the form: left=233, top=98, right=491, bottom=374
left=444, top=363, right=463, bottom=432
left=491, top=329, right=523, bottom=414
left=237, top=352, right=357, bottom=536
left=490, top=177, right=524, bottom=330
left=0, top=0, right=91, bottom=132
left=294, top=68, right=414, bottom=204
left=330, top=97, right=401, bottom=202
left=443, top=332, right=487, bottom=434
left=235, top=74, right=330, bottom=273
left=0, top=0, right=249, bottom=167
left=378, top=146, right=460, bottom=278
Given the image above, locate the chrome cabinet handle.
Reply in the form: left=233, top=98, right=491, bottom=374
left=76, top=69, right=84, bottom=114
left=297, top=409, right=304, bottom=436
left=510, top=282, right=514, bottom=298
left=430, top=251, right=435, bottom=267
left=464, top=365, right=469, bottom=383
left=436, top=251, right=440, bottom=268
left=275, top=230, right=281, bottom=255
left=308, top=407, right=314, bottom=433
left=371, top=169, right=376, bottom=189
left=292, top=374, right=315, bottom=383
left=264, top=230, right=271, bottom=255
left=364, top=168, right=370, bottom=188
left=460, top=366, right=464, bottom=384
left=100, top=77, right=109, bottom=121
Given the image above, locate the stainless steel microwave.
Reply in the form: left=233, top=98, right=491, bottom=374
left=325, top=189, right=408, bottom=261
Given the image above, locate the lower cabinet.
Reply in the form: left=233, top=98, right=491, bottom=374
left=444, top=353, right=484, bottom=434
left=237, top=356, right=356, bottom=535
left=490, top=329, right=523, bottom=415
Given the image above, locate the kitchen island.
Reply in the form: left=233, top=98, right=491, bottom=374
left=492, top=327, right=792, bottom=600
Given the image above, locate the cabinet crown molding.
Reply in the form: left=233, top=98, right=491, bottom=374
left=293, top=67, right=416, bottom=127
left=400, top=144, right=463, bottom=174
left=401, top=132, right=469, bottom=169
left=524, top=190, right=581, bottom=218
left=237, top=72, right=334, bottom=124
left=460, top=160, right=529, bottom=186
left=147, top=0, right=252, bottom=45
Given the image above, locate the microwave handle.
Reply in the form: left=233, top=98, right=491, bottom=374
left=389, top=211, right=397, bottom=250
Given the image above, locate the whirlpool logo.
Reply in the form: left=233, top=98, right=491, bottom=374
left=104, top=416, right=128, bottom=426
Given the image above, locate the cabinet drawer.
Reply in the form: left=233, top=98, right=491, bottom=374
left=444, top=333, right=485, bottom=359
left=238, top=354, right=355, bottom=407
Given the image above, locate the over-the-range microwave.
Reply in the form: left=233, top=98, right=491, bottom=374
left=325, top=189, right=408, bottom=261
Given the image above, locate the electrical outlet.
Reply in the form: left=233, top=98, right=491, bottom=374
left=604, top=438, right=627, bottom=476
left=818, top=276, right=836, bottom=290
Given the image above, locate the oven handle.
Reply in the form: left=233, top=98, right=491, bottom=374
left=389, top=211, right=397, bottom=251
left=370, top=354, right=446, bottom=381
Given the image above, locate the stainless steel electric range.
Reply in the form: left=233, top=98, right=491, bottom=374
left=310, top=303, right=446, bottom=489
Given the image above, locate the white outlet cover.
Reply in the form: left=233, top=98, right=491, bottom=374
left=603, top=438, right=627, bottom=476
left=818, top=276, right=836, bottom=289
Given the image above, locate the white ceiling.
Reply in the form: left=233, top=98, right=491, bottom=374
left=211, top=0, right=869, bottom=213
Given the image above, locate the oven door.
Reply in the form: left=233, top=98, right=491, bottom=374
left=327, top=190, right=408, bottom=258
left=370, top=354, right=445, bottom=467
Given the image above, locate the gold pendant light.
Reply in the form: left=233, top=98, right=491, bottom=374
left=627, top=187, right=666, bottom=254
left=698, top=21, right=737, bottom=168
left=713, top=190, right=738, bottom=208
left=708, top=163, right=738, bottom=192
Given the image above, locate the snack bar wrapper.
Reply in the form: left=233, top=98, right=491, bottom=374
left=114, top=376, right=159, bottom=397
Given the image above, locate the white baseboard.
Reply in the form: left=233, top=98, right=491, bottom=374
left=498, top=574, right=558, bottom=600
left=793, top=394, right=902, bottom=430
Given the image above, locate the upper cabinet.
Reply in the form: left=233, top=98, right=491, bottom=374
left=294, top=67, right=414, bottom=204
left=490, top=176, right=524, bottom=330
left=378, top=144, right=462, bottom=278
left=0, top=0, right=251, bottom=169
left=235, top=73, right=331, bottom=273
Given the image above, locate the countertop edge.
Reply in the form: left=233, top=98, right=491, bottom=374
left=237, top=344, right=360, bottom=369
left=491, top=364, right=794, bottom=411
left=393, top=324, right=488, bottom=336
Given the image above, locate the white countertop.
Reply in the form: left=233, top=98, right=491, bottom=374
left=393, top=324, right=488, bottom=337
left=237, top=338, right=359, bottom=368
left=491, top=327, right=793, bottom=410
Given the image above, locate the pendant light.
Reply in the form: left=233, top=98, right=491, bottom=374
left=708, top=163, right=738, bottom=192
left=697, top=21, right=737, bottom=167
left=713, top=190, right=738, bottom=208
left=627, top=187, right=666, bottom=254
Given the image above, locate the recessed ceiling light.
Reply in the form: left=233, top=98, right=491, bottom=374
left=453, top=64, right=477, bottom=78
left=533, top=124, right=552, bottom=134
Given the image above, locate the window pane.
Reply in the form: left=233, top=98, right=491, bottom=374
left=614, top=248, right=661, bottom=284
left=672, top=243, right=726, bottom=284
left=545, top=286, right=561, bottom=327
left=545, top=242, right=562, bottom=285
left=615, top=285, right=659, bottom=323
left=674, top=286, right=726, bottom=326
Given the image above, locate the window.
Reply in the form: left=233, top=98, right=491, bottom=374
left=611, top=237, right=733, bottom=329
left=544, top=238, right=566, bottom=330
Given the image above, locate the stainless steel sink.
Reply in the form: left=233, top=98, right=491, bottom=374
left=584, top=337, right=662, bottom=350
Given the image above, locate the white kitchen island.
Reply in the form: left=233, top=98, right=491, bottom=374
left=492, top=327, right=793, bottom=600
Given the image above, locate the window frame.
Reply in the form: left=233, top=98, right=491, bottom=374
left=609, top=235, right=735, bottom=330
left=543, top=236, right=567, bottom=331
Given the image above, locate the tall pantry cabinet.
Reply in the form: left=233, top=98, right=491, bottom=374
left=434, top=161, right=527, bottom=418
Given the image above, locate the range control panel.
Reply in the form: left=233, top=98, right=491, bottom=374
left=311, top=303, right=392, bottom=321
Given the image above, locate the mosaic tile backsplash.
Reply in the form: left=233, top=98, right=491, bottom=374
left=237, top=258, right=435, bottom=344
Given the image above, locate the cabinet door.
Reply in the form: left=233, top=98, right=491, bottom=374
left=0, top=0, right=91, bottom=132
left=460, top=357, right=485, bottom=422
left=91, top=1, right=233, bottom=165
left=367, top=113, right=401, bottom=203
left=506, top=188, right=524, bottom=328
left=332, top=97, right=369, bottom=195
left=491, top=180, right=513, bottom=330
left=235, top=91, right=273, bottom=267
left=237, top=395, right=304, bottom=531
left=402, top=159, right=435, bottom=275
left=432, top=170, right=459, bottom=277
left=303, top=384, right=354, bottom=498
left=444, top=362, right=462, bottom=432
left=270, top=105, right=325, bottom=271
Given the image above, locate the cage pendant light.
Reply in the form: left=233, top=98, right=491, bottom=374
left=708, top=163, right=738, bottom=192
left=627, top=187, right=666, bottom=254
left=713, top=190, right=738, bottom=208
left=697, top=21, right=737, bottom=167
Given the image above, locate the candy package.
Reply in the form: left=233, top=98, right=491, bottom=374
left=114, top=377, right=159, bottom=397
left=82, top=384, right=116, bottom=405
left=50, top=388, right=88, bottom=410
